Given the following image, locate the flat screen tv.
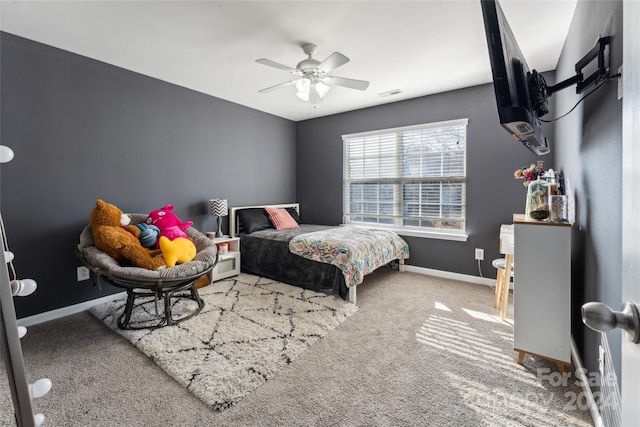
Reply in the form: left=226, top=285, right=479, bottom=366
left=481, top=0, right=550, bottom=155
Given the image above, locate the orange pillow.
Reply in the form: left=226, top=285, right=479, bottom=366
left=265, top=207, right=299, bottom=230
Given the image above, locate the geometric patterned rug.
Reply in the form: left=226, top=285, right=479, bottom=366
left=90, top=273, right=358, bottom=411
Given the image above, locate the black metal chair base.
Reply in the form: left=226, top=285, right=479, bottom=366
left=116, top=279, right=205, bottom=330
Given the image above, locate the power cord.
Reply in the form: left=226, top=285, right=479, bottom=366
left=479, top=259, right=497, bottom=291
left=540, top=73, right=622, bottom=123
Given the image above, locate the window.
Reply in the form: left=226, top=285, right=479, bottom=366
left=343, top=118, right=468, bottom=239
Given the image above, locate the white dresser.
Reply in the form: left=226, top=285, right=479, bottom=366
left=513, top=214, right=573, bottom=371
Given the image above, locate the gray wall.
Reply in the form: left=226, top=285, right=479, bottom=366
left=0, top=32, right=296, bottom=317
left=296, top=82, right=554, bottom=277
left=553, top=1, right=623, bottom=380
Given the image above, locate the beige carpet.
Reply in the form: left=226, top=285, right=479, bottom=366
left=1, top=269, right=593, bottom=426
left=89, top=273, right=358, bottom=410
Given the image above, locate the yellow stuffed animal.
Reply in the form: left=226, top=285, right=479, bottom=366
left=89, top=199, right=166, bottom=270
left=158, top=236, right=196, bottom=267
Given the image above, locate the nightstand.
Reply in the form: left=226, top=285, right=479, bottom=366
left=210, top=236, right=241, bottom=282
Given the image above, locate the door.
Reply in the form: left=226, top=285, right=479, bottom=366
left=621, top=1, right=640, bottom=424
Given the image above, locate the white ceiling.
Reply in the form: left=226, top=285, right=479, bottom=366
left=0, top=0, right=577, bottom=122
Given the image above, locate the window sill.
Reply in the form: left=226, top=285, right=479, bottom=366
left=342, top=224, right=468, bottom=242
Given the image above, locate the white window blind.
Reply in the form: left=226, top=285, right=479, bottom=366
left=343, top=118, right=468, bottom=235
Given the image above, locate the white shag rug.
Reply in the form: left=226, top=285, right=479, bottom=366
left=90, top=273, right=358, bottom=411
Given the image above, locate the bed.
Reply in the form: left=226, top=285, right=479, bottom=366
left=229, top=203, right=409, bottom=304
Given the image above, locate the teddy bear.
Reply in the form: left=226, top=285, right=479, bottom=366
left=89, top=199, right=166, bottom=270
left=145, top=204, right=193, bottom=246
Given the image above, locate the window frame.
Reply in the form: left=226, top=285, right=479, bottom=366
left=342, top=118, right=469, bottom=241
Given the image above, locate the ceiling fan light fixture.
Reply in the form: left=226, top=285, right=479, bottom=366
left=296, top=77, right=311, bottom=100
left=296, top=77, right=311, bottom=92
left=315, top=81, right=331, bottom=98
left=296, top=90, right=310, bottom=101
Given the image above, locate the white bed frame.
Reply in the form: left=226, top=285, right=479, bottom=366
left=229, top=203, right=300, bottom=239
left=228, top=203, right=405, bottom=304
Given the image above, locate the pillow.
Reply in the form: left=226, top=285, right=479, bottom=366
left=237, top=208, right=273, bottom=234
left=286, top=207, right=301, bottom=224
left=265, top=207, right=299, bottom=230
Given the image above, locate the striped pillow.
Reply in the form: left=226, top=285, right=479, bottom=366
left=265, top=207, right=299, bottom=230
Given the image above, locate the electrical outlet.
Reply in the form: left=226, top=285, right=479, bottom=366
left=77, top=266, right=90, bottom=281
left=474, top=248, right=484, bottom=261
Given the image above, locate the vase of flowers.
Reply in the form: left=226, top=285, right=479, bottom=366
left=515, top=161, right=549, bottom=219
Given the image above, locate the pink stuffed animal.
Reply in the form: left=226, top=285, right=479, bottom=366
left=145, top=204, right=193, bottom=246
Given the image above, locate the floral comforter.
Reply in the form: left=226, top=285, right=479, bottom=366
left=288, top=227, right=410, bottom=287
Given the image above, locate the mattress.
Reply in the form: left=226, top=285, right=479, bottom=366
left=239, top=225, right=349, bottom=299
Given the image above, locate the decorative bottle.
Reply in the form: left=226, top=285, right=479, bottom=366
left=526, top=179, right=550, bottom=220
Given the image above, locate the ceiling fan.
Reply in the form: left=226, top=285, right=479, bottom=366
left=256, top=43, right=370, bottom=103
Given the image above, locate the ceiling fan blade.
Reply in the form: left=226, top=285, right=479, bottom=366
left=316, top=52, right=350, bottom=74
left=255, top=58, right=299, bottom=74
left=258, top=80, right=299, bottom=93
left=326, top=76, right=370, bottom=91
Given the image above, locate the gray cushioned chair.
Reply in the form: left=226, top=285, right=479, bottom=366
left=77, top=213, right=218, bottom=329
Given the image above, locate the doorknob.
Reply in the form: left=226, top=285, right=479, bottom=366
left=581, top=301, right=640, bottom=343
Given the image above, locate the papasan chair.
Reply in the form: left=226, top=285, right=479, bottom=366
left=76, top=213, right=218, bottom=330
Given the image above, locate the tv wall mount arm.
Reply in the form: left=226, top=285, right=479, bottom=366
left=529, top=37, right=611, bottom=117
left=550, top=36, right=611, bottom=95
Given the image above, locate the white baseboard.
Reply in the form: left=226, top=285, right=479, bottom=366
left=571, top=335, right=603, bottom=427
left=404, top=265, right=498, bottom=287
left=16, top=292, right=126, bottom=327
